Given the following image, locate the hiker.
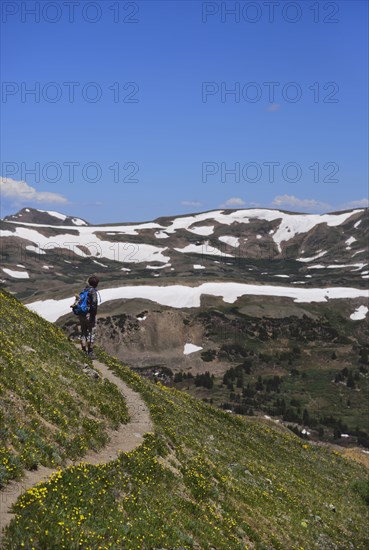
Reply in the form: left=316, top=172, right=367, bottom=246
left=72, top=275, right=100, bottom=356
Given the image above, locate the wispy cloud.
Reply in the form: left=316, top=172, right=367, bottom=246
left=220, top=197, right=246, bottom=208
left=181, top=200, right=202, bottom=208
left=0, top=177, right=68, bottom=204
left=271, top=195, right=331, bottom=211
left=267, top=103, right=281, bottom=112
left=342, top=198, right=369, bottom=208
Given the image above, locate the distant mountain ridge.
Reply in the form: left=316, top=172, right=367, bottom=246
left=0, top=206, right=368, bottom=305
left=4, top=207, right=89, bottom=227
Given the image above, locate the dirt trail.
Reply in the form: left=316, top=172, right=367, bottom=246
left=0, top=359, right=153, bottom=544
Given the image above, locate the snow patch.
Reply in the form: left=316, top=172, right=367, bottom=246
left=146, top=263, right=171, bottom=270
left=3, top=268, right=29, bottom=279
left=37, top=209, right=67, bottom=221
left=268, top=210, right=362, bottom=253
left=297, top=251, right=327, bottom=263
left=345, top=236, right=356, bottom=246
left=27, top=282, right=369, bottom=322
left=218, top=235, right=240, bottom=248
left=175, top=241, right=233, bottom=257
left=353, top=249, right=367, bottom=256
left=183, top=343, right=203, bottom=355
left=350, top=306, right=368, bottom=321
left=187, top=225, right=214, bottom=236
left=25, top=245, right=46, bottom=255
left=72, top=217, right=88, bottom=226
left=307, top=263, right=366, bottom=270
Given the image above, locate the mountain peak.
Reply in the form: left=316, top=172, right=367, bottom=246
left=3, top=208, right=89, bottom=227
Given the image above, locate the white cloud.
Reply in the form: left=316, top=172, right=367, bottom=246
left=271, top=195, right=331, bottom=211
left=0, top=177, right=68, bottom=204
left=220, top=197, right=246, bottom=208
left=181, top=200, right=202, bottom=208
left=343, top=198, right=369, bottom=208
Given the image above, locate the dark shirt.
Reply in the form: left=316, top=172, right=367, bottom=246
left=86, top=286, right=98, bottom=322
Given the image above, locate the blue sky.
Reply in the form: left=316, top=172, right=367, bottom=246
left=1, top=0, right=368, bottom=224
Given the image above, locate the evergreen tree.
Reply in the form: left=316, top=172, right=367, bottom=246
left=303, top=408, right=310, bottom=426
left=347, top=371, right=355, bottom=389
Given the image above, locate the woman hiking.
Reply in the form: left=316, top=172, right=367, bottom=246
left=72, top=275, right=100, bottom=357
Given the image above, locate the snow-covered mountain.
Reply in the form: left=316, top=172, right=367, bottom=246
left=1, top=207, right=368, bottom=296
left=1, top=206, right=368, bottom=370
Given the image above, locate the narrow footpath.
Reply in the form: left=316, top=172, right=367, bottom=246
left=0, top=359, right=153, bottom=544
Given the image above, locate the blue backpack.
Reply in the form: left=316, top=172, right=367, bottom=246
left=72, top=288, right=90, bottom=316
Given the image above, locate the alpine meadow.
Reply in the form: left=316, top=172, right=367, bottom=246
left=1, top=1, right=369, bottom=548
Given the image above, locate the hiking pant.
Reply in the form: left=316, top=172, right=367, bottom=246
left=79, top=315, right=96, bottom=348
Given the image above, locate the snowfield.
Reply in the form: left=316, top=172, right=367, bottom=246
left=2, top=208, right=364, bottom=260
left=0, top=226, right=171, bottom=264
left=26, top=282, right=369, bottom=323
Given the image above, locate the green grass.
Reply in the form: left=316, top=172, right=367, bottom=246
left=3, top=344, right=368, bottom=549
left=0, top=290, right=129, bottom=487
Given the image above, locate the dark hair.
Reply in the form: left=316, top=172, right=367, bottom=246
left=88, top=275, right=99, bottom=288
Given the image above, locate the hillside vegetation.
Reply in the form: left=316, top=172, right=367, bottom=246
left=78, top=298, right=369, bottom=446
left=0, top=290, right=128, bottom=487
left=1, top=295, right=368, bottom=548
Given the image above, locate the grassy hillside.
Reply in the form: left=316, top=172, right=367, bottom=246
left=1, top=317, right=368, bottom=549
left=0, top=290, right=128, bottom=487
